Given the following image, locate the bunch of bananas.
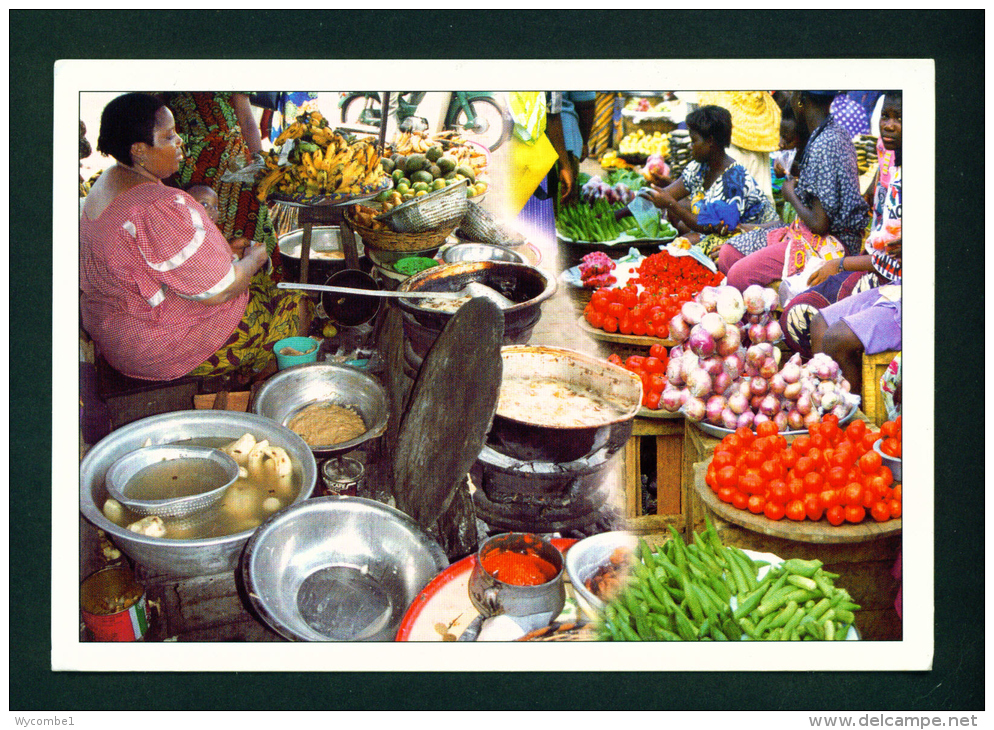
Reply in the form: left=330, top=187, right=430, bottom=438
left=255, top=111, right=386, bottom=202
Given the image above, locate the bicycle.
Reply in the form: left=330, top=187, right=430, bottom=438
left=338, top=91, right=513, bottom=152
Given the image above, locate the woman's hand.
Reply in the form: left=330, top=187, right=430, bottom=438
left=782, top=175, right=797, bottom=203
left=642, top=186, right=677, bottom=210
left=228, top=236, right=252, bottom=261
left=885, top=238, right=902, bottom=259
left=773, top=160, right=787, bottom=178
left=807, top=258, right=844, bottom=286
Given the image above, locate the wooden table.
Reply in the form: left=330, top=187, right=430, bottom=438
left=295, top=203, right=362, bottom=284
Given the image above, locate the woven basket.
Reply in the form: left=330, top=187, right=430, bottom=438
left=375, top=180, right=469, bottom=233
left=345, top=209, right=456, bottom=252
left=458, top=201, right=526, bottom=246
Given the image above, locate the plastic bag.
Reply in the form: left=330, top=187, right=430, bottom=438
left=508, top=91, right=547, bottom=145
left=219, top=151, right=272, bottom=185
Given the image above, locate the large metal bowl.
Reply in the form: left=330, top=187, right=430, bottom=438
left=251, top=362, right=389, bottom=457
left=79, top=411, right=318, bottom=577
left=241, top=496, right=448, bottom=641
left=565, top=530, right=637, bottom=616
left=442, top=243, right=525, bottom=265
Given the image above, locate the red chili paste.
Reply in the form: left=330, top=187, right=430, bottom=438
left=481, top=547, right=558, bottom=586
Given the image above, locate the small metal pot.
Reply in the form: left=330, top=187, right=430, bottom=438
left=278, top=226, right=349, bottom=283
left=467, top=532, right=566, bottom=622
left=321, top=269, right=382, bottom=327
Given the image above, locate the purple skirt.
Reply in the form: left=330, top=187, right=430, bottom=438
left=819, top=287, right=902, bottom=355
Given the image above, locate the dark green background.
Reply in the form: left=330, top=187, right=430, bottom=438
left=10, top=9, right=983, bottom=712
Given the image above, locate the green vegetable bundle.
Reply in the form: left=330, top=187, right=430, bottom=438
left=596, top=519, right=860, bottom=642
left=556, top=199, right=676, bottom=243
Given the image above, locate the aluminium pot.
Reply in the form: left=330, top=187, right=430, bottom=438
left=488, top=345, right=643, bottom=464
left=79, top=411, right=318, bottom=577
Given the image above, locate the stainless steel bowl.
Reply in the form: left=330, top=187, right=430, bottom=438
left=241, top=496, right=448, bottom=641
left=251, top=363, right=389, bottom=457
left=79, top=411, right=318, bottom=577
left=565, top=530, right=637, bottom=615
left=442, top=243, right=525, bottom=265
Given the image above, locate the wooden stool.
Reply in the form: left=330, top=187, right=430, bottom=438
left=94, top=352, right=204, bottom=429
left=862, top=349, right=900, bottom=426
left=624, top=415, right=686, bottom=534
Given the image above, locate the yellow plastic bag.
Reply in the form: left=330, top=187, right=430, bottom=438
left=509, top=133, right=558, bottom=216
left=509, top=91, right=547, bottom=144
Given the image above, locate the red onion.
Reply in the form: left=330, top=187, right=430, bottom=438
left=737, top=378, right=753, bottom=398
left=765, top=319, right=783, bottom=343
left=700, top=356, right=724, bottom=379
left=716, top=287, right=746, bottom=324
left=665, top=357, right=685, bottom=385
left=712, top=371, right=732, bottom=395
left=832, top=403, right=851, bottom=420
left=723, top=352, right=744, bottom=380
left=780, top=360, right=802, bottom=384
left=839, top=378, right=851, bottom=392
left=769, top=372, right=787, bottom=396
left=803, top=410, right=822, bottom=428
left=680, top=396, right=707, bottom=422
left=743, top=285, right=767, bottom=315
left=747, top=323, right=766, bottom=343
left=669, top=345, right=684, bottom=360
left=686, top=368, right=713, bottom=399
left=749, top=376, right=768, bottom=397
left=759, top=356, right=779, bottom=380
left=700, top=311, right=727, bottom=340
left=687, top=324, right=716, bottom=358
left=681, top=301, right=707, bottom=326
left=809, top=355, right=835, bottom=380
left=746, top=344, right=766, bottom=368
left=796, top=393, right=813, bottom=416
left=782, top=381, right=802, bottom=401
left=697, top=286, right=720, bottom=313
left=786, top=408, right=805, bottom=430
left=750, top=394, right=766, bottom=411
left=721, top=408, right=739, bottom=430
left=669, top=314, right=691, bottom=343
left=760, top=393, right=782, bottom=417
left=788, top=352, right=803, bottom=367
left=716, top=326, right=741, bottom=356
left=773, top=411, right=789, bottom=432
left=810, top=390, right=823, bottom=410
left=736, top=410, right=755, bottom=430
left=680, top=353, right=701, bottom=382
left=727, top=391, right=750, bottom=415
left=706, top=395, right=726, bottom=424
left=660, top=386, right=684, bottom=413
left=745, top=312, right=764, bottom=325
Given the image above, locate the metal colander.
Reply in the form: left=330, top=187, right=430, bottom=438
left=105, top=445, right=240, bottom=519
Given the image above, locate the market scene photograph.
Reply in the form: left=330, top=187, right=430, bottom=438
left=72, top=86, right=913, bottom=649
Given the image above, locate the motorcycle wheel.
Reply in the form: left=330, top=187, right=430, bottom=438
left=450, top=97, right=512, bottom=152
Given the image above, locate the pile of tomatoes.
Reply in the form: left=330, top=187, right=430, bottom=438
left=607, top=344, right=669, bottom=410
left=582, top=252, right=725, bottom=338
left=878, top=417, right=902, bottom=458
left=704, top=415, right=902, bottom=526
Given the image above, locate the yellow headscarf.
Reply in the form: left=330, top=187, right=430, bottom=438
left=696, top=91, right=781, bottom=153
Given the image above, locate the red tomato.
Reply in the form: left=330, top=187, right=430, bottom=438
left=785, top=477, right=804, bottom=501
left=833, top=441, right=855, bottom=468
left=619, top=313, right=633, bottom=335
left=842, top=482, right=864, bottom=507
left=625, top=355, right=646, bottom=371
left=894, top=415, right=902, bottom=431
left=826, top=504, right=846, bottom=526
left=586, top=311, right=604, bottom=329
left=860, top=487, right=879, bottom=510
left=757, top=420, right=779, bottom=438
left=620, top=288, right=637, bottom=308
left=644, top=356, right=665, bottom=374
left=803, top=493, right=824, bottom=521
left=648, top=373, right=667, bottom=393
left=643, top=391, right=661, bottom=410
left=734, top=428, right=755, bottom=447
left=819, top=489, right=841, bottom=510
left=792, top=435, right=812, bottom=454
left=607, top=353, right=623, bottom=366
left=807, top=448, right=824, bottom=469
left=717, top=486, right=735, bottom=503
left=745, top=449, right=764, bottom=469
left=649, top=343, right=668, bottom=361
left=845, top=419, right=867, bottom=443
left=878, top=466, right=894, bottom=488
left=870, top=500, right=891, bottom=522
left=767, top=481, right=789, bottom=505
left=803, top=472, right=824, bottom=493
left=793, top=456, right=815, bottom=478
left=712, top=451, right=735, bottom=469
left=892, top=484, right=902, bottom=501
left=881, top=437, right=901, bottom=458
left=607, top=302, right=625, bottom=319
left=888, top=499, right=902, bottom=518
left=822, top=413, right=840, bottom=427
left=601, top=316, right=618, bottom=333
left=747, top=494, right=766, bottom=514
left=866, top=475, right=888, bottom=499
left=825, top=466, right=847, bottom=489
left=731, top=490, right=750, bottom=511
left=785, top=499, right=806, bottom=521
left=716, top=465, right=738, bottom=490
left=844, top=504, right=866, bottom=523
left=859, top=450, right=883, bottom=475
left=739, top=472, right=763, bottom=495
left=706, top=463, right=717, bottom=489
left=880, top=421, right=898, bottom=439
left=724, top=434, right=743, bottom=452
left=817, top=421, right=838, bottom=443
left=780, top=449, right=798, bottom=471
left=763, top=501, right=786, bottom=521
left=760, top=460, right=782, bottom=482
left=862, top=431, right=881, bottom=451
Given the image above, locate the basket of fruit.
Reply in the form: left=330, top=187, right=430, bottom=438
left=374, top=179, right=469, bottom=234
left=345, top=204, right=457, bottom=252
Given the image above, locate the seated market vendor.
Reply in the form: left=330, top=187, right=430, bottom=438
left=80, top=92, right=312, bottom=383
left=639, top=105, right=777, bottom=260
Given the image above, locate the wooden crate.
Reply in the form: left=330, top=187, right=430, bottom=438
left=862, top=349, right=900, bottom=426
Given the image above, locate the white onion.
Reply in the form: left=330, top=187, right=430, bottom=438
left=697, top=286, right=720, bottom=313
left=681, top=301, right=707, bottom=326
left=687, top=324, right=716, bottom=358
left=796, top=392, right=813, bottom=416
left=762, top=286, right=779, bottom=313
left=712, top=371, right=732, bottom=395
left=821, top=391, right=841, bottom=411
left=669, top=314, right=691, bottom=343
left=760, top=394, right=782, bottom=417
left=700, top=311, right=727, bottom=340
left=721, top=408, right=739, bottom=430
left=759, top=356, right=779, bottom=380
left=665, top=358, right=685, bottom=385
left=680, top=396, right=707, bottom=422
left=773, top=411, right=789, bottom=431
left=727, top=391, right=750, bottom=415
left=769, top=372, right=787, bottom=396
left=680, top=353, right=701, bottom=381
left=743, top=285, right=767, bottom=315
left=832, top=403, right=851, bottom=420
left=783, top=381, right=803, bottom=401
left=839, top=378, right=851, bottom=393
left=786, top=409, right=805, bottom=430
left=736, top=410, right=756, bottom=430
left=803, top=410, right=822, bottom=427
left=706, top=395, right=726, bottom=424
left=716, top=287, right=746, bottom=325
left=686, top=368, right=713, bottom=399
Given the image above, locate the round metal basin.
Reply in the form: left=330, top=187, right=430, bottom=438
left=241, top=496, right=448, bottom=641
left=251, top=362, right=389, bottom=458
left=79, top=411, right=318, bottom=577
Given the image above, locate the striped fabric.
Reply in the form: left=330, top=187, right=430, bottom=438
left=589, top=92, right=615, bottom=156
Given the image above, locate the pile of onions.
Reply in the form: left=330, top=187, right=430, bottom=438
left=662, top=343, right=860, bottom=432
left=670, top=285, right=783, bottom=363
